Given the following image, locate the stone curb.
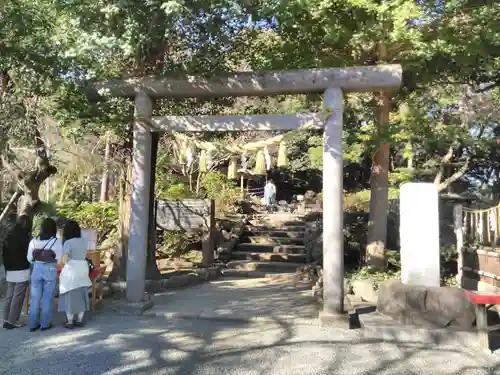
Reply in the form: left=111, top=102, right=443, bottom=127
left=145, top=267, right=222, bottom=293
left=105, top=267, right=223, bottom=298
left=221, top=269, right=303, bottom=281
left=105, top=300, right=155, bottom=316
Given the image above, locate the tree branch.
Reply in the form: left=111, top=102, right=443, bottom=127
left=437, top=155, right=471, bottom=192
left=474, top=81, right=500, bottom=94
left=433, top=145, right=454, bottom=185
left=1, top=155, right=25, bottom=184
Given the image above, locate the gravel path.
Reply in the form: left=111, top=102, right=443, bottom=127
left=2, top=276, right=500, bottom=374
left=0, top=312, right=499, bottom=375
left=145, top=277, right=319, bottom=322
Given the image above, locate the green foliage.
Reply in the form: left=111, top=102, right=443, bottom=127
left=56, top=202, right=118, bottom=244
left=159, top=183, right=195, bottom=200
left=389, top=168, right=415, bottom=186
left=344, top=188, right=400, bottom=212
left=284, top=129, right=323, bottom=173
left=32, top=203, right=58, bottom=238
left=201, top=171, right=240, bottom=211
left=348, top=267, right=402, bottom=291
left=157, top=231, right=199, bottom=259
left=348, top=245, right=460, bottom=288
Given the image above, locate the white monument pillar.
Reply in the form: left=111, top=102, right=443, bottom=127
left=127, top=92, right=154, bottom=302
left=320, top=87, right=345, bottom=321
left=453, top=204, right=464, bottom=287
left=400, top=182, right=440, bottom=287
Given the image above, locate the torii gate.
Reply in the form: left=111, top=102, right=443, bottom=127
left=86, top=65, right=402, bottom=323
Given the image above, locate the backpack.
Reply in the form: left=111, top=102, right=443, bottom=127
left=32, top=238, right=57, bottom=263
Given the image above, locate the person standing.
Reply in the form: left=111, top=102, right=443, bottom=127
left=264, top=179, right=277, bottom=213
left=2, top=215, right=32, bottom=329
left=58, top=220, right=91, bottom=329
left=27, top=218, right=63, bottom=332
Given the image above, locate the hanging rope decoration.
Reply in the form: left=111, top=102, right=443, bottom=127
left=199, top=150, right=207, bottom=172
left=227, top=156, right=238, bottom=179
left=241, top=151, right=249, bottom=170
left=264, top=147, right=272, bottom=171
left=171, top=132, right=288, bottom=176
left=185, top=145, right=194, bottom=168
left=254, top=150, right=267, bottom=175
left=277, top=141, right=288, bottom=167
left=206, top=149, right=214, bottom=170
left=178, top=139, right=188, bottom=165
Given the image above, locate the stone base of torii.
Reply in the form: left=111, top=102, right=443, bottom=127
left=86, top=64, right=402, bottom=323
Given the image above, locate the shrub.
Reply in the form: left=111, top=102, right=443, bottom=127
left=348, top=267, right=402, bottom=291
left=201, top=171, right=240, bottom=212
left=156, top=231, right=200, bottom=258
left=32, top=202, right=58, bottom=237
left=56, top=201, right=118, bottom=244
left=344, top=188, right=400, bottom=213
left=159, top=182, right=195, bottom=200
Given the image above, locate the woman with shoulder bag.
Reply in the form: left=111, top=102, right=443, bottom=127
left=58, top=220, right=92, bottom=329
left=2, top=215, right=32, bottom=329
left=27, top=218, right=63, bottom=332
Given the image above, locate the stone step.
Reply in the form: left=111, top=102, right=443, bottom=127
left=235, top=243, right=306, bottom=254
left=246, top=236, right=305, bottom=245
left=250, top=225, right=306, bottom=232
left=230, top=252, right=307, bottom=263
left=247, top=230, right=305, bottom=239
left=221, top=269, right=300, bottom=280
left=226, top=260, right=305, bottom=273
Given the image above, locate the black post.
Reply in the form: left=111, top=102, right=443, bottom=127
left=146, top=132, right=161, bottom=280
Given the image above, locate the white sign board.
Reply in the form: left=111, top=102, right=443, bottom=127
left=81, top=228, right=97, bottom=251
left=400, top=183, right=440, bottom=287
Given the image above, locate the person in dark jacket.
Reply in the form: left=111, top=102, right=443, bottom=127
left=2, top=215, right=32, bottom=329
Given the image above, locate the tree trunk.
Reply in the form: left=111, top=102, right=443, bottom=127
left=146, top=132, right=161, bottom=279
left=109, top=173, right=116, bottom=200
left=0, top=190, right=22, bottom=225
left=407, top=142, right=413, bottom=169
left=365, top=40, right=391, bottom=270
left=365, top=90, right=390, bottom=270
left=108, top=160, right=132, bottom=281
left=0, top=166, right=3, bottom=206
left=58, top=175, right=69, bottom=204
left=100, top=132, right=111, bottom=202
left=2, top=131, right=57, bottom=219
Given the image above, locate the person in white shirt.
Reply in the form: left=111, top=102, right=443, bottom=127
left=27, top=218, right=63, bottom=332
left=1, top=215, right=32, bottom=329
left=264, top=179, right=277, bottom=213
left=58, top=220, right=91, bottom=329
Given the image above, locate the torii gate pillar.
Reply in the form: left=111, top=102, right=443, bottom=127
left=320, top=87, right=345, bottom=320
left=126, top=92, right=154, bottom=302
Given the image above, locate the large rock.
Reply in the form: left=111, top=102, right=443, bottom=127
left=352, top=279, right=377, bottom=303
left=377, top=280, right=475, bottom=329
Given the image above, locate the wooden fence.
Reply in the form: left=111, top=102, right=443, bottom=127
left=457, top=203, right=500, bottom=290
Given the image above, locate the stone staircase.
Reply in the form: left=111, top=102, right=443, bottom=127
left=222, top=213, right=311, bottom=276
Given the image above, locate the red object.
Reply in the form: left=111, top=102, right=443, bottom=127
left=463, top=290, right=500, bottom=305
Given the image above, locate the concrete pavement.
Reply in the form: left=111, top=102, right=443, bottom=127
left=1, top=277, right=500, bottom=374
left=0, top=313, right=499, bottom=375
left=144, top=277, right=319, bottom=323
